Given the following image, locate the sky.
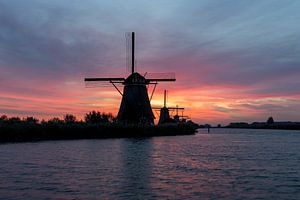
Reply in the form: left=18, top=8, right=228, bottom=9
left=0, top=0, right=300, bottom=125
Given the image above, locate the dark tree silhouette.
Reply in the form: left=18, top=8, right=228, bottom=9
left=8, top=117, right=21, bottom=123
left=0, top=111, right=199, bottom=143
left=47, top=117, right=63, bottom=124
left=101, top=112, right=115, bottom=123
left=24, top=116, right=39, bottom=124
left=64, top=114, right=77, bottom=123
left=85, top=111, right=101, bottom=123
left=85, top=111, right=115, bottom=123
left=0, top=115, right=8, bottom=122
left=267, top=116, right=274, bottom=124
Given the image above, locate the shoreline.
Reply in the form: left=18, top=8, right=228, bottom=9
left=0, top=123, right=198, bottom=143
left=200, top=127, right=300, bottom=131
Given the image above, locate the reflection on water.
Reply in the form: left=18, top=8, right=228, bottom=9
left=119, top=138, right=153, bottom=199
left=0, top=129, right=300, bottom=199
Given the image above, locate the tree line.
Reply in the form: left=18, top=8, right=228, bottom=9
left=0, top=111, right=115, bottom=125
left=0, top=111, right=198, bottom=143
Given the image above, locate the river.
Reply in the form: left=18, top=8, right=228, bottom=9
left=0, top=128, right=299, bottom=199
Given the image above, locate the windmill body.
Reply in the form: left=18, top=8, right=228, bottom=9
left=158, top=107, right=171, bottom=124
left=85, top=32, right=175, bottom=125
left=158, top=90, right=171, bottom=124
left=118, top=72, right=154, bottom=124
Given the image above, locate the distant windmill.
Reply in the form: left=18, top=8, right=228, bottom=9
left=84, top=32, right=176, bottom=124
left=153, top=90, right=187, bottom=124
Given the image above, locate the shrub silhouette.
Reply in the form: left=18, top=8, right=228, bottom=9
left=0, top=111, right=198, bottom=143
left=0, top=115, right=8, bottom=122
left=47, top=117, right=63, bottom=124
left=64, top=114, right=77, bottom=123
left=24, top=116, right=39, bottom=124
left=85, top=111, right=115, bottom=124
left=8, top=117, right=21, bottom=123
left=267, top=116, right=274, bottom=124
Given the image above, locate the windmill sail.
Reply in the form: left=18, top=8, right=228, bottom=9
left=144, top=72, right=176, bottom=82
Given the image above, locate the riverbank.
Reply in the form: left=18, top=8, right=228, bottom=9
left=0, top=122, right=198, bottom=143
left=225, top=122, right=300, bottom=130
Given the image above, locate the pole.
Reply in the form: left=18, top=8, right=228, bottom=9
left=132, top=32, right=135, bottom=74
left=164, top=90, right=167, bottom=107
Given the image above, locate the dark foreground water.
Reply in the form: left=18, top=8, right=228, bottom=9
left=0, top=129, right=300, bottom=200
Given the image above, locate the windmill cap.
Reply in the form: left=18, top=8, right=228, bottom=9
left=124, top=72, right=149, bottom=84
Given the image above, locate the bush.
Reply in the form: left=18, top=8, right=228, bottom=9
left=0, top=115, right=8, bottom=122
left=267, top=116, right=274, bottom=124
left=24, top=116, right=39, bottom=124
left=64, top=114, right=77, bottom=123
left=85, top=111, right=115, bottom=124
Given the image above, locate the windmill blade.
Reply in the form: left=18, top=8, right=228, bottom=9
left=151, top=107, right=184, bottom=110
left=152, top=107, right=162, bottom=110
left=84, top=78, right=125, bottom=82
left=144, top=72, right=176, bottom=82
left=168, top=107, right=184, bottom=110
left=84, top=78, right=124, bottom=88
left=85, top=79, right=124, bottom=95
left=181, top=116, right=189, bottom=118
left=85, top=81, right=121, bottom=88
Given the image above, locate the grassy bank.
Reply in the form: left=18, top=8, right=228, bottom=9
left=0, top=122, right=198, bottom=143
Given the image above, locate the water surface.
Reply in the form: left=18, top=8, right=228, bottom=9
left=0, top=129, right=300, bottom=199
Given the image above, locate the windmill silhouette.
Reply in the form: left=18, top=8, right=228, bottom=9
left=85, top=32, right=176, bottom=124
left=153, top=90, right=187, bottom=124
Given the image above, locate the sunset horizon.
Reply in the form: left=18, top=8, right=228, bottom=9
left=1, top=0, right=299, bottom=125
left=1, top=1, right=300, bottom=199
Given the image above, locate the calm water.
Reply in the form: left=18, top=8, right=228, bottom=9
left=0, top=129, right=300, bottom=200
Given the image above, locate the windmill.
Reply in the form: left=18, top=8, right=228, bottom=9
left=153, top=90, right=187, bottom=124
left=84, top=32, right=176, bottom=124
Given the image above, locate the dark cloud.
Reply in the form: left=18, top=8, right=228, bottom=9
left=213, top=106, right=240, bottom=113
left=0, top=0, right=128, bottom=81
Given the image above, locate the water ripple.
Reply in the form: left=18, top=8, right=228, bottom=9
left=0, top=129, right=300, bottom=199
